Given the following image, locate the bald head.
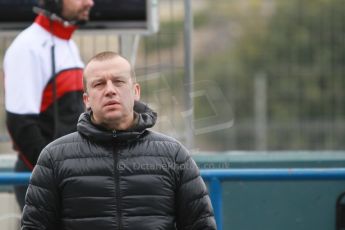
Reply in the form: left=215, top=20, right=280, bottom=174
left=83, top=51, right=135, bottom=93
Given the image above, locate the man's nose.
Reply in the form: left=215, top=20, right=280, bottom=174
left=105, top=81, right=116, bottom=95
left=85, top=0, right=94, bottom=7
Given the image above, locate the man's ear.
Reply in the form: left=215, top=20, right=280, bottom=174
left=83, top=93, right=90, bottom=110
left=134, top=83, right=141, bottom=101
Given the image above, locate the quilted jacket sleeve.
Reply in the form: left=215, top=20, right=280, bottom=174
left=175, top=145, right=217, bottom=230
left=21, top=148, right=60, bottom=230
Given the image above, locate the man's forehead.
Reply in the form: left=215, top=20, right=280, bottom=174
left=91, top=55, right=130, bottom=67
left=85, top=65, right=131, bottom=77
left=87, top=58, right=130, bottom=72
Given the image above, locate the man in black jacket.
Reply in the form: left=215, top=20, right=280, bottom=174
left=22, top=51, right=217, bottom=230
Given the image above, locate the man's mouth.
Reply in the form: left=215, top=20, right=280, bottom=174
left=104, top=100, right=120, bottom=107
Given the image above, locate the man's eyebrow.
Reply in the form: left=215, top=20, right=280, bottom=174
left=90, top=78, right=104, bottom=83
left=90, top=75, right=127, bottom=82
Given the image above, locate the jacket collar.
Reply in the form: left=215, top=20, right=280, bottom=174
left=77, top=101, right=157, bottom=143
left=34, top=14, right=77, bottom=40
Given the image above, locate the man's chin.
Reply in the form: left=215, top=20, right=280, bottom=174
left=104, top=112, right=122, bottom=122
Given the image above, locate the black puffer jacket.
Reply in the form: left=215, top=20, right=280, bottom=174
left=22, top=102, right=216, bottom=230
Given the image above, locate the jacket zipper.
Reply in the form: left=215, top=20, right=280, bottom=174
left=113, top=133, right=123, bottom=230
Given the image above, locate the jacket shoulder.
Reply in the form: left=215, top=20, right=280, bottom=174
left=43, top=132, right=85, bottom=159
left=6, top=24, right=48, bottom=52
left=46, top=132, right=83, bottom=148
left=143, top=130, right=190, bottom=163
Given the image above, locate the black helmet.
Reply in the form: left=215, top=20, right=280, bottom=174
left=39, top=0, right=62, bottom=16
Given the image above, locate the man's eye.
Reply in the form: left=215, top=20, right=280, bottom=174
left=114, top=80, right=125, bottom=85
left=94, top=82, right=103, bottom=87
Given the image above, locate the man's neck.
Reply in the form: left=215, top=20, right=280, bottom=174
left=91, top=113, right=138, bottom=131
left=34, top=14, right=77, bottom=40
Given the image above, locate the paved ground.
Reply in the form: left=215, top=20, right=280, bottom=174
left=0, top=193, right=20, bottom=230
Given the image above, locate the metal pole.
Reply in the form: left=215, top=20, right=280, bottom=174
left=183, top=0, right=194, bottom=149
left=210, top=177, right=223, bottom=230
left=254, top=73, right=267, bottom=150
left=0, top=172, right=31, bottom=185
left=201, top=168, right=345, bottom=180
left=119, top=35, right=140, bottom=67
left=2, top=168, right=345, bottom=186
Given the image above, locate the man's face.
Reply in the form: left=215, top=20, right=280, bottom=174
left=61, top=0, right=94, bottom=22
left=83, top=56, right=140, bottom=130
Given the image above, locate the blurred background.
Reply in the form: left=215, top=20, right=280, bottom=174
left=1, top=0, right=344, bottom=153
left=0, top=0, right=345, bottom=152
left=0, top=0, right=345, bottom=229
